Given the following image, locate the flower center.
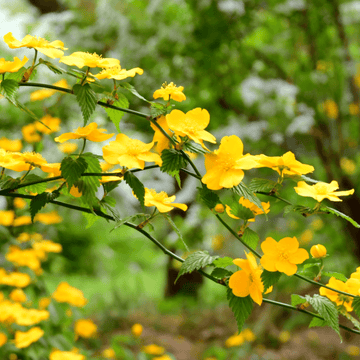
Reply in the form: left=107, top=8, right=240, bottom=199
left=216, top=155, right=236, bottom=171
left=315, top=184, right=329, bottom=195
left=279, top=252, right=289, bottom=261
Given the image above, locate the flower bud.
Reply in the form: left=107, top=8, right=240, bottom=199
left=310, top=244, right=327, bottom=258
left=214, top=204, right=225, bottom=213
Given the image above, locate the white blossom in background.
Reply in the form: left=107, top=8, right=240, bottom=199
left=275, top=0, right=306, bottom=14
left=341, top=1, right=360, bottom=25
left=218, top=0, right=245, bottom=15
left=286, top=103, right=315, bottom=136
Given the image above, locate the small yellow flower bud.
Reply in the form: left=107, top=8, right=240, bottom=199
left=214, top=204, right=225, bottom=213
left=131, top=323, right=143, bottom=337
left=310, top=244, right=327, bottom=258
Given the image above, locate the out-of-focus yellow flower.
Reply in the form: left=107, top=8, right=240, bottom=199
left=13, top=327, right=44, bottom=348
left=260, top=237, right=309, bottom=276
left=225, top=333, right=244, bottom=347
left=153, top=82, right=186, bottom=102
left=55, top=122, right=114, bottom=143
left=310, top=244, right=327, bottom=258
left=103, top=133, right=162, bottom=169
left=40, top=162, right=61, bottom=177
left=229, top=252, right=264, bottom=305
left=340, top=158, right=356, bottom=175
left=349, top=103, right=360, bottom=116
left=143, top=188, right=187, bottom=213
left=0, top=137, right=22, bottom=152
left=92, top=65, right=143, bottom=80
left=214, top=204, right=225, bottom=213
left=13, top=197, right=27, bottom=210
left=74, top=319, right=97, bottom=339
left=35, top=115, right=61, bottom=134
left=279, top=330, right=291, bottom=343
left=34, top=211, right=62, bottom=224
left=346, top=345, right=360, bottom=356
left=69, top=185, right=82, bottom=197
left=0, top=269, right=31, bottom=288
left=0, top=56, right=28, bottom=74
left=211, top=234, right=225, bottom=251
left=4, top=32, right=67, bottom=59
left=30, top=79, right=69, bottom=101
left=52, top=282, right=87, bottom=307
left=202, top=135, right=259, bottom=190
left=225, top=197, right=270, bottom=222
left=322, top=99, right=338, bottom=119
left=12, top=215, right=32, bottom=227
left=32, top=240, right=62, bottom=253
left=22, top=123, right=41, bottom=143
left=66, top=309, right=73, bottom=317
left=9, top=289, right=27, bottom=303
left=294, top=180, right=354, bottom=202
left=152, top=355, right=173, bottom=360
left=102, top=348, right=116, bottom=359
left=60, top=51, right=119, bottom=69
left=242, top=328, right=256, bottom=342
left=166, top=108, right=216, bottom=151
left=13, top=152, right=47, bottom=169
left=0, top=332, right=7, bottom=347
left=50, top=349, right=85, bottom=360
left=0, top=210, right=15, bottom=226
left=299, top=229, right=313, bottom=245
left=142, top=344, right=165, bottom=355
left=310, top=218, right=324, bottom=231
left=6, top=246, right=43, bottom=272
left=131, top=323, right=143, bottom=337
left=58, top=142, right=78, bottom=154
left=38, top=297, right=51, bottom=310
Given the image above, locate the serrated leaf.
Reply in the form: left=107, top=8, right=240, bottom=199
left=291, top=294, right=307, bottom=307
left=102, top=94, right=129, bottom=132
left=60, top=156, right=88, bottom=189
left=352, top=296, right=360, bottom=320
left=162, top=213, right=189, bottom=251
left=124, top=171, right=145, bottom=207
left=322, top=272, right=348, bottom=282
left=18, top=174, right=47, bottom=194
left=81, top=153, right=102, bottom=202
left=6, top=67, right=27, bottom=81
left=102, top=180, right=122, bottom=194
left=230, top=202, right=254, bottom=221
left=102, top=196, right=117, bottom=207
left=38, top=58, right=64, bottom=74
left=320, top=205, right=360, bottom=228
left=232, top=182, right=264, bottom=213
left=242, top=228, right=259, bottom=249
left=227, top=288, right=253, bottom=332
left=82, top=211, right=99, bottom=229
left=283, top=205, right=314, bottom=216
left=160, top=149, right=188, bottom=176
left=309, top=317, right=327, bottom=328
left=73, top=83, right=97, bottom=125
left=211, top=268, right=233, bottom=279
left=182, top=142, right=207, bottom=155
left=261, top=270, right=282, bottom=292
left=150, top=102, right=167, bottom=118
left=249, top=178, right=278, bottom=194
left=101, top=202, right=121, bottom=222
left=120, top=82, right=149, bottom=102
left=0, top=79, right=19, bottom=100
left=305, top=294, right=341, bottom=340
left=30, top=192, right=59, bottom=221
left=213, top=257, right=234, bottom=268
left=0, top=177, right=20, bottom=190
left=198, top=186, right=220, bottom=209
left=175, top=251, right=219, bottom=283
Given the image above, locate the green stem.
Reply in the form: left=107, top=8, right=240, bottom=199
left=79, top=139, right=86, bottom=156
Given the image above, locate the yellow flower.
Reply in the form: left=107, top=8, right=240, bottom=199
left=38, top=297, right=51, bottom=309
left=152, top=356, right=172, bottom=360
left=143, top=188, right=187, bottom=213
left=0, top=56, right=28, bottom=74
left=55, top=122, right=114, bottom=143
left=319, top=277, right=353, bottom=312
left=322, top=99, right=338, bottom=119
left=52, top=281, right=87, bottom=307
left=340, top=158, right=356, bottom=175
left=153, top=82, right=186, bottom=102
left=211, top=234, right=225, bottom=250
left=225, top=333, right=245, bottom=347
left=201, top=135, right=259, bottom=190
left=294, top=180, right=354, bottom=202
left=100, top=170, right=124, bottom=183
left=13, top=198, right=27, bottom=209
left=35, top=115, right=61, bottom=134
left=4, top=32, right=67, bottom=59
left=60, top=51, right=119, bottom=69
left=260, top=237, right=309, bottom=276
left=13, top=327, right=44, bottom=348
left=22, top=123, right=41, bottom=143
left=14, top=307, right=50, bottom=326
left=346, top=345, right=360, bottom=356
left=0, top=210, right=15, bottom=226
left=6, top=246, right=42, bottom=272
left=310, top=218, right=324, bottom=231
left=102, top=348, right=116, bottom=358
left=166, top=108, right=216, bottom=150
left=74, top=319, right=97, bottom=339
left=40, top=162, right=61, bottom=177
left=30, top=79, right=69, bottom=101
left=0, top=269, right=31, bottom=288
left=50, top=349, right=85, bottom=360
left=131, top=323, right=143, bottom=337
left=242, top=328, right=256, bottom=342
left=32, top=240, right=62, bottom=253
left=142, top=344, right=165, bottom=355
left=256, top=151, right=314, bottom=177
left=278, top=330, right=291, bottom=343
left=0, top=150, right=29, bottom=172
left=34, top=211, right=63, bottom=224
left=299, top=229, right=313, bottom=245
left=102, top=133, right=162, bottom=169
left=0, top=332, right=7, bottom=347
left=349, top=103, right=360, bottom=116
left=12, top=215, right=32, bottom=226
left=225, top=197, right=270, bottom=222
left=92, top=65, right=143, bottom=80
left=0, top=137, right=22, bottom=152
left=214, top=204, right=225, bottom=213
left=9, top=289, right=27, bottom=303
left=310, top=244, right=327, bottom=258
left=229, top=251, right=264, bottom=306
left=150, top=115, right=174, bottom=155
left=58, top=142, right=78, bottom=154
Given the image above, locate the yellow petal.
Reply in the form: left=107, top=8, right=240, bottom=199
left=218, top=168, right=244, bottom=188
left=288, top=248, right=309, bottom=264
left=261, top=237, right=278, bottom=256
left=229, top=270, right=250, bottom=297
left=275, top=260, right=297, bottom=276
left=260, top=254, right=278, bottom=272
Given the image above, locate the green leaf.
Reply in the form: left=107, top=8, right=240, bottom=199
left=60, top=156, right=88, bottom=189
left=283, top=205, right=314, bottom=216
left=249, top=178, right=278, bottom=194
left=213, top=257, right=234, bottom=268
left=38, top=58, right=64, bottom=74
left=305, top=294, right=341, bottom=340
left=232, top=182, right=264, bottom=213
left=124, top=171, right=145, bottom=207
left=197, top=186, right=220, bottom=209
left=6, top=99, right=39, bottom=121
left=291, top=294, right=307, bottom=307
left=102, top=180, right=122, bottom=194
left=229, top=202, right=254, bottom=221
left=102, top=196, right=117, bottom=207
left=119, top=82, right=149, bottom=102
left=242, top=228, right=259, bottom=249
left=182, top=142, right=207, bottom=155
left=227, top=288, right=253, bottom=332
left=102, top=94, right=129, bottom=132
left=0, top=79, right=19, bottom=100
left=18, top=174, right=47, bottom=194
left=73, top=83, right=98, bottom=125
left=352, top=296, right=360, bottom=320
left=320, top=205, right=360, bottom=228
left=30, top=191, right=59, bottom=221
left=150, top=102, right=168, bottom=118
left=322, top=272, right=348, bottom=282
left=211, top=268, right=233, bottom=279
left=101, top=202, right=121, bottom=222
left=340, top=310, right=360, bottom=330
left=175, top=251, right=219, bottom=283
left=309, top=317, right=327, bottom=328
left=6, top=67, right=27, bottom=81
left=81, top=153, right=102, bottom=204
left=261, top=270, right=282, bottom=292
left=160, top=149, right=188, bottom=176
left=300, top=175, right=320, bottom=184
left=82, top=211, right=99, bottom=229
left=162, top=213, right=189, bottom=251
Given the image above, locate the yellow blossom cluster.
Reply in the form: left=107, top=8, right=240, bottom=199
left=225, top=328, right=256, bottom=347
